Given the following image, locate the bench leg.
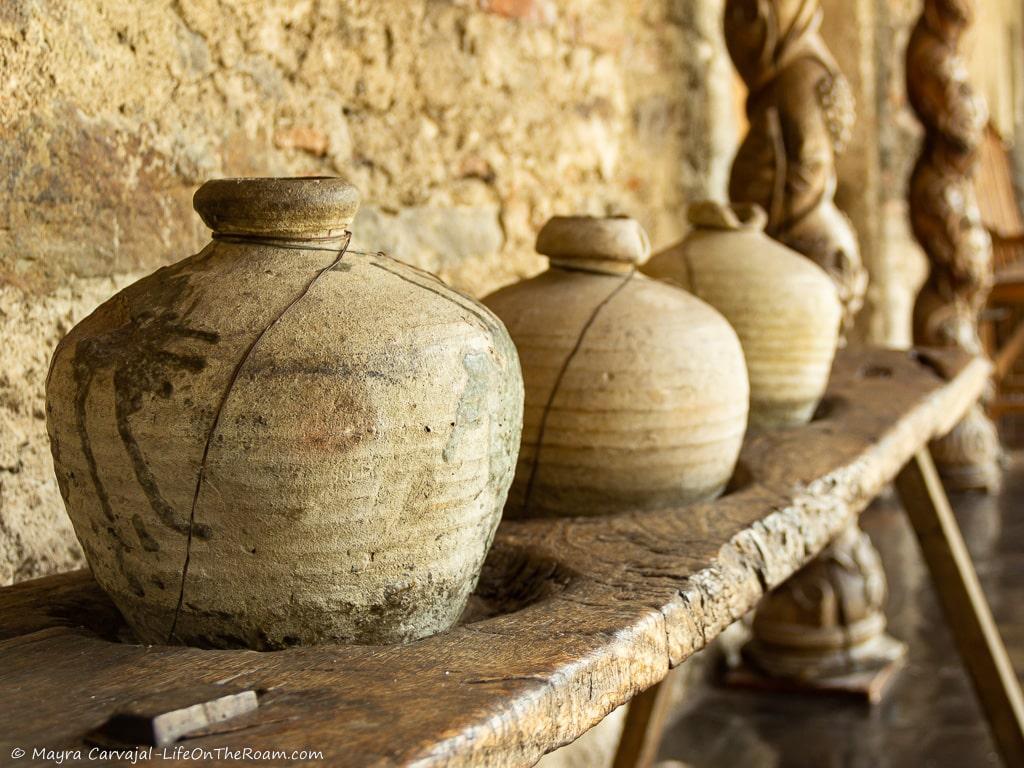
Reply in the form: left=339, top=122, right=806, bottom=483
left=894, top=448, right=1024, bottom=767
left=611, top=677, right=674, bottom=768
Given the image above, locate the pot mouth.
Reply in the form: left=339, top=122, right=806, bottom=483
left=536, top=215, right=650, bottom=275
left=193, top=177, right=361, bottom=239
left=687, top=200, right=768, bottom=232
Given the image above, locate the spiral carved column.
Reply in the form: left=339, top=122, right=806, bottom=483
left=906, top=0, right=1002, bottom=492
left=725, top=0, right=904, bottom=689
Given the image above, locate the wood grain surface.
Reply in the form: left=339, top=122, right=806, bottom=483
left=0, top=348, right=988, bottom=767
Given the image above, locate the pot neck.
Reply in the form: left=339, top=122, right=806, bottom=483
left=688, top=201, right=768, bottom=233
left=549, top=258, right=635, bottom=276
left=211, top=230, right=353, bottom=253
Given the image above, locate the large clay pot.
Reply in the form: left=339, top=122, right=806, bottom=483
left=46, top=177, right=524, bottom=649
left=644, top=201, right=841, bottom=429
left=483, top=216, right=748, bottom=518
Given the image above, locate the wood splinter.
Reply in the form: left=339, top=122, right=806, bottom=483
left=91, top=686, right=258, bottom=747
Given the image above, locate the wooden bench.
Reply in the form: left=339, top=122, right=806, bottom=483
left=0, top=348, right=1021, bottom=767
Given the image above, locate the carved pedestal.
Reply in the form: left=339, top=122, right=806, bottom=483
left=906, top=0, right=1002, bottom=492
left=744, top=523, right=905, bottom=684
left=724, top=0, right=904, bottom=696
left=929, top=405, right=1001, bottom=491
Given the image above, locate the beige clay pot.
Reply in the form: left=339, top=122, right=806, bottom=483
left=483, top=216, right=748, bottom=518
left=45, top=177, right=524, bottom=649
left=644, top=201, right=841, bottom=429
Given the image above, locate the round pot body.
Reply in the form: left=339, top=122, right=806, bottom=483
left=46, top=177, right=523, bottom=649
left=645, top=202, right=841, bottom=429
left=483, top=216, right=748, bottom=518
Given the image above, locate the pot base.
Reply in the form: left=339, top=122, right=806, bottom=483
left=110, top=581, right=472, bottom=649
left=748, top=399, right=819, bottom=431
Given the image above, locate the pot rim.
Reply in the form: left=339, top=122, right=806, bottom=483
left=193, top=176, right=361, bottom=239
left=536, top=216, right=650, bottom=274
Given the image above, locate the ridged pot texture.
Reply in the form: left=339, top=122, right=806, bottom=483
left=644, top=202, right=841, bottom=429
left=483, top=216, right=749, bottom=518
left=45, top=178, right=524, bottom=649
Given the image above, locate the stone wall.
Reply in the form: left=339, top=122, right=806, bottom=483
left=821, top=0, right=886, bottom=346
left=0, top=0, right=734, bottom=583
left=813, top=0, right=927, bottom=349
left=859, top=0, right=929, bottom=349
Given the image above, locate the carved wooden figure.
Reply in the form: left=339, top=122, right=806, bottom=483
left=724, top=0, right=903, bottom=691
left=724, top=0, right=868, bottom=337
left=906, top=0, right=1002, bottom=491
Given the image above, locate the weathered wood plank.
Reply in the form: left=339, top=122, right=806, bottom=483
left=0, top=348, right=989, bottom=767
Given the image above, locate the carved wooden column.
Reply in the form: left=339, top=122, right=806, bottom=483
left=906, top=0, right=1002, bottom=492
left=725, top=0, right=868, bottom=337
left=724, top=0, right=904, bottom=693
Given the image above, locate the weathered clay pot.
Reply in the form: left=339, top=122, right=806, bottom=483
left=46, top=177, right=524, bottom=649
left=483, top=216, right=748, bottom=518
left=644, top=201, right=841, bottom=429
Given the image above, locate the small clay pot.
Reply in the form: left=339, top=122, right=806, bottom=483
left=644, top=201, right=841, bottom=429
left=46, top=177, right=524, bottom=649
left=483, top=215, right=748, bottom=518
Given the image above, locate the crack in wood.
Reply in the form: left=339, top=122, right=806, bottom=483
left=464, top=675, right=551, bottom=685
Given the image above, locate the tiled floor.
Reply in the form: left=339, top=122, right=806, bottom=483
left=657, top=445, right=1024, bottom=768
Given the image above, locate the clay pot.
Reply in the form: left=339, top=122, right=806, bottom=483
left=45, top=177, right=524, bottom=649
left=644, top=201, right=841, bottom=429
left=483, top=216, right=748, bottom=518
